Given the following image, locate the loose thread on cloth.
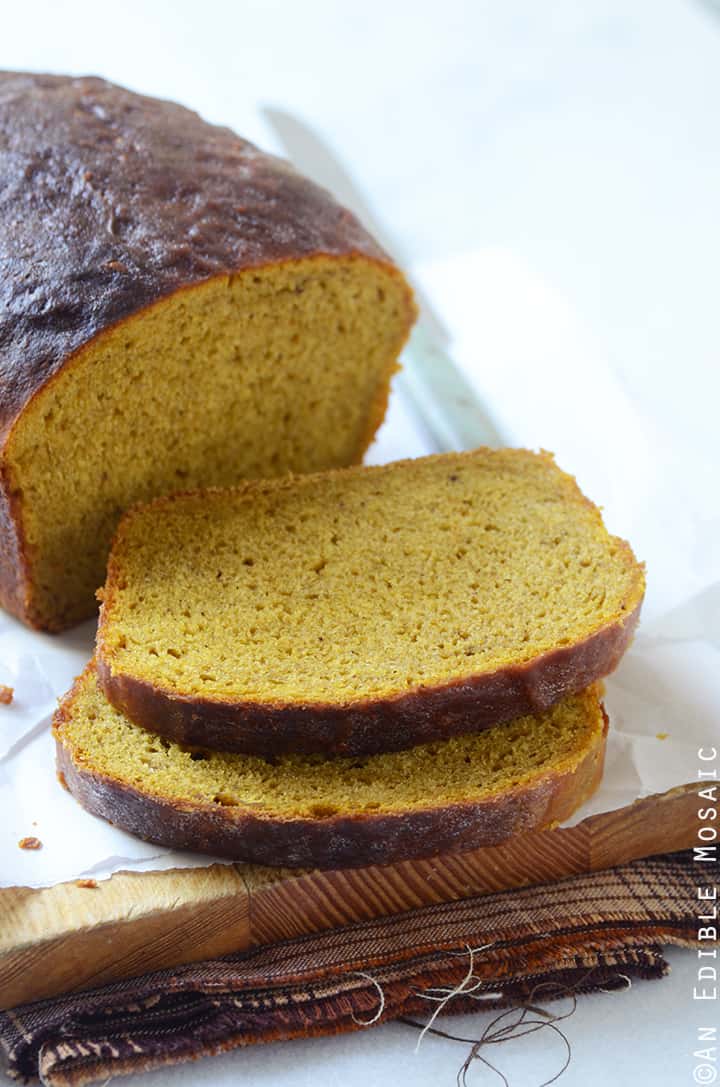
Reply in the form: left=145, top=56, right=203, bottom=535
left=413, top=943, right=497, bottom=1051
left=354, top=947, right=637, bottom=1086
left=400, top=972, right=608, bottom=1087
left=350, top=972, right=386, bottom=1026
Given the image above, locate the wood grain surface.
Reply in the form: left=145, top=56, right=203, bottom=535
left=0, top=782, right=699, bottom=1010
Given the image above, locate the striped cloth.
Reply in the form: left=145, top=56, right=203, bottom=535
left=0, top=851, right=700, bottom=1086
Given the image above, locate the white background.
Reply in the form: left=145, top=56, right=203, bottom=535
left=1, top=1, right=719, bottom=1084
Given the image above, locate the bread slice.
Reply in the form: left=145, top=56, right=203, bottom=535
left=54, top=664, right=608, bottom=869
left=97, top=449, right=644, bottom=757
left=0, top=73, right=414, bottom=631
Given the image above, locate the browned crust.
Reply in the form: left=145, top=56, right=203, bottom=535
left=0, top=73, right=395, bottom=446
left=53, top=672, right=608, bottom=870
left=0, top=72, right=415, bottom=630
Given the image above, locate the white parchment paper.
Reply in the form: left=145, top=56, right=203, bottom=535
left=1, top=251, right=717, bottom=889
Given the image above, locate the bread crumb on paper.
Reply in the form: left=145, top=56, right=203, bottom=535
left=0, top=685, right=14, bottom=705
left=18, top=836, right=42, bottom=850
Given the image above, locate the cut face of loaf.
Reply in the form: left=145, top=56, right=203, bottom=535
left=97, top=449, right=645, bottom=756
left=0, top=73, right=415, bottom=631
left=54, top=665, right=608, bottom=870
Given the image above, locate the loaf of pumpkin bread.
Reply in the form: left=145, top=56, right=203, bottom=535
left=0, top=72, right=415, bottom=631
left=97, top=448, right=644, bottom=757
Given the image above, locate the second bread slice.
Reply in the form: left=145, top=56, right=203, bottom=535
left=55, top=666, right=608, bottom=870
left=97, top=449, right=644, bottom=756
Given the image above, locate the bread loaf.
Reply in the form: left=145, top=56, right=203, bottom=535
left=0, top=73, right=414, bottom=631
left=54, top=664, right=608, bottom=869
left=97, top=449, right=644, bottom=756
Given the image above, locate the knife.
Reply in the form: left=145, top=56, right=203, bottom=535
left=260, top=107, right=503, bottom=452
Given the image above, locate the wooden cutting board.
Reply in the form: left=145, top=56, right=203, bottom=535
left=0, top=781, right=698, bottom=1010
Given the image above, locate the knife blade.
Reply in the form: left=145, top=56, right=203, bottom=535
left=261, top=106, right=503, bottom=452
